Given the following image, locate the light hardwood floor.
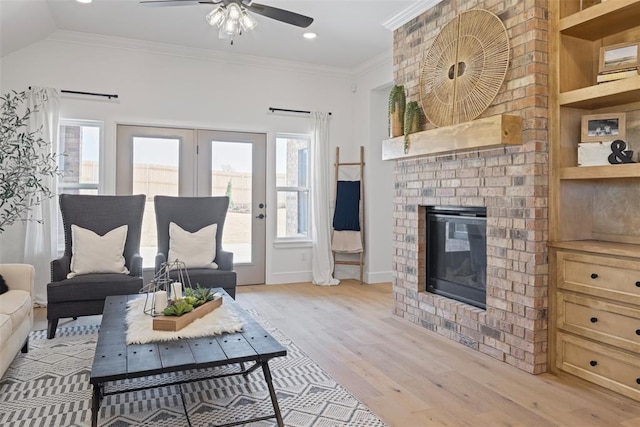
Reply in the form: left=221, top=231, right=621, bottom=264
left=35, top=281, right=640, bottom=426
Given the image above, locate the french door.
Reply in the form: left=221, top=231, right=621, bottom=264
left=116, top=125, right=266, bottom=285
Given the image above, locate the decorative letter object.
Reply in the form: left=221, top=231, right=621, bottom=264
left=608, top=140, right=635, bottom=164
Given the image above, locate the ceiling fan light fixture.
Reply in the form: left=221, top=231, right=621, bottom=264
left=226, top=3, right=242, bottom=20
left=222, top=16, right=241, bottom=36
left=206, top=6, right=226, bottom=27
left=240, top=10, right=258, bottom=31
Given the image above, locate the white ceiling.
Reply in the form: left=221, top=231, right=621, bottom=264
left=1, top=0, right=418, bottom=71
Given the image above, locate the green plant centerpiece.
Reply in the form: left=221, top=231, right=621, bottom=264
left=403, top=101, right=422, bottom=154
left=0, top=91, right=60, bottom=233
left=388, top=85, right=406, bottom=138
left=162, top=284, right=216, bottom=316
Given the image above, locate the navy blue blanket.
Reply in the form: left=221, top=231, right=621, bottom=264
left=333, top=181, right=360, bottom=231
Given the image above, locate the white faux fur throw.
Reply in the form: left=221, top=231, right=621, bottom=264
left=125, top=298, right=245, bottom=345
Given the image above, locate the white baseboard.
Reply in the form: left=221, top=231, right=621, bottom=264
left=334, top=266, right=392, bottom=284
left=265, top=270, right=392, bottom=285
left=365, top=270, right=393, bottom=284
left=266, top=271, right=313, bottom=285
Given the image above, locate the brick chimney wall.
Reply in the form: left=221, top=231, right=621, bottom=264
left=391, top=0, right=550, bottom=374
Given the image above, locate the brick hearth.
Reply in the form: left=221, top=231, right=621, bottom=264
left=391, top=0, right=549, bottom=374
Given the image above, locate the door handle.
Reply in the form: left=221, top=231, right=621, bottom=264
left=256, top=213, right=265, bottom=219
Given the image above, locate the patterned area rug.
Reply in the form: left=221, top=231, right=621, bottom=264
left=0, top=311, right=386, bottom=427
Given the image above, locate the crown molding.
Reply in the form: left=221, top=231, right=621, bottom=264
left=382, top=0, right=443, bottom=31
left=46, top=30, right=354, bottom=80
left=352, top=50, right=392, bottom=78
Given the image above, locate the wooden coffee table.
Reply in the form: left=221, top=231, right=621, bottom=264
left=89, top=290, right=286, bottom=427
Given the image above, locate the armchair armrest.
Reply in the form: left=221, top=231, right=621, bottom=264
left=155, top=252, right=167, bottom=274
left=216, top=250, right=234, bottom=271
left=51, top=256, right=71, bottom=282
left=0, top=264, right=35, bottom=296
left=129, top=253, right=143, bottom=277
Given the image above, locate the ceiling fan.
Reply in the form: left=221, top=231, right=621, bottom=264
left=140, top=0, right=314, bottom=30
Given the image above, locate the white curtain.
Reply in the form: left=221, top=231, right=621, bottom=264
left=310, top=112, right=339, bottom=286
left=24, top=87, right=61, bottom=305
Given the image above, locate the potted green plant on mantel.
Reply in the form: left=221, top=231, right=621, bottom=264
left=0, top=91, right=59, bottom=233
left=403, top=100, right=422, bottom=154
left=388, top=84, right=406, bottom=138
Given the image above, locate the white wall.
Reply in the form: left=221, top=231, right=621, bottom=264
left=0, top=32, right=394, bottom=285
left=351, top=60, right=394, bottom=284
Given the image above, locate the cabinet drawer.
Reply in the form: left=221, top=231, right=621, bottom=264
left=557, top=333, right=640, bottom=401
left=558, top=251, right=640, bottom=304
left=558, top=292, right=640, bottom=352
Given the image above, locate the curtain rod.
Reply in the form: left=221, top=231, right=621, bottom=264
left=29, top=87, right=119, bottom=99
left=269, top=107, right=332, bottom=116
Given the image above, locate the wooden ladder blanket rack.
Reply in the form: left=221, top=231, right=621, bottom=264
left=332, top=146, right=365, bottom=283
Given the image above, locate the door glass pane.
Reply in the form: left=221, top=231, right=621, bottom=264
left=133, top=137, right=180, bottom=268
left=211, top=141, right=252, bottom=263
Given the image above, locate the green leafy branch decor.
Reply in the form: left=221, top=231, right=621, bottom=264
left=162, top=285, right=215, bottom=316
left=388, top=85, right=406, bottom=138
left=162, top=299, right=194, bottom=316
left=404, top=101, right=422, bottom=154
left=0, top=91, right=60, bottom=233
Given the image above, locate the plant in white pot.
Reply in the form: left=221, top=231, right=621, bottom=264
left=0, top=91, right=59, bottom=233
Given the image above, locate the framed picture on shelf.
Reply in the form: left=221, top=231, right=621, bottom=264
left=581, top=112, right=626, bottom=142
left=599, top=41, right=639, bottom=74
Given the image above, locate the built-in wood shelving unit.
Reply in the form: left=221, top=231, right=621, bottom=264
left=549, top=239, right=640, bottom=258
left=549, top=0, right=640, bottom=402
left=559, top=0, right=640, bottom=39
left=560, top=163, right=640, bottom=179
left=558, top=75, right=640, bottom=109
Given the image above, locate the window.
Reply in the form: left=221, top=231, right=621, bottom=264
left=276, top=133, right=310, bottom=240
left=58, top=120, right=102, bottom=194
left=57, top=120, right=103, bottom=248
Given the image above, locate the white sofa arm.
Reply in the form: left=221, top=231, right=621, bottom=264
left=0, top=264, right=35, bottom=297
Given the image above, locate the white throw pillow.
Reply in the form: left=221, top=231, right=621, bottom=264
left=68, top=224, right=130, bottom=278
left=168, top=222, right=218, bottom=269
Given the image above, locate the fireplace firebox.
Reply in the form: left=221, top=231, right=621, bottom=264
left=426, top=206, right=487, bottom=309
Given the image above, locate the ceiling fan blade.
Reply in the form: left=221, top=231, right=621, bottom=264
left=140, top=0, right=220, bottom=7
left=246, top=3, right=313, bottom=28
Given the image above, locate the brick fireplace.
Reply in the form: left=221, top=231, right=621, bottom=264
left=391, top=0, right=549, bottom=374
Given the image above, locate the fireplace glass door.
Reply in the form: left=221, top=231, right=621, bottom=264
left=426, top=207, right=487, bottom=309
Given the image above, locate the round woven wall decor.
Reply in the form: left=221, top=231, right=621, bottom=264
left=420, top=9, right=509, bottom=127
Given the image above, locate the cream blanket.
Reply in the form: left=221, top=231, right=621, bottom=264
left=126, top=298, right=245, bottom=345
left=332, top=230, right=363, bottom=253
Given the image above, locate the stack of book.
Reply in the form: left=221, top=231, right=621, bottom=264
left=597, top=68, right=640, bottom=84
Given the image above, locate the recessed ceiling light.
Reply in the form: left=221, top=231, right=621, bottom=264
left=303, top=32, right=317, bottom=39
left=76, top=0, right=92, bottom=3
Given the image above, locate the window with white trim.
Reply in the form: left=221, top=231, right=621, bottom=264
left=276, top=133, right=310, bottom=240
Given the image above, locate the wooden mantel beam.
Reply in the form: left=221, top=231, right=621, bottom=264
left=382, top=114, right=522, bottom=161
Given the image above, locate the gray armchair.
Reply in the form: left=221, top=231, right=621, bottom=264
left=47, top=194, right=145, bottom=339
left=154, top=196, right=237, bottom=298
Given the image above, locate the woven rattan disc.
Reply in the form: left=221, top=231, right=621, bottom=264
left=420, top=9, right=509, bottom=127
